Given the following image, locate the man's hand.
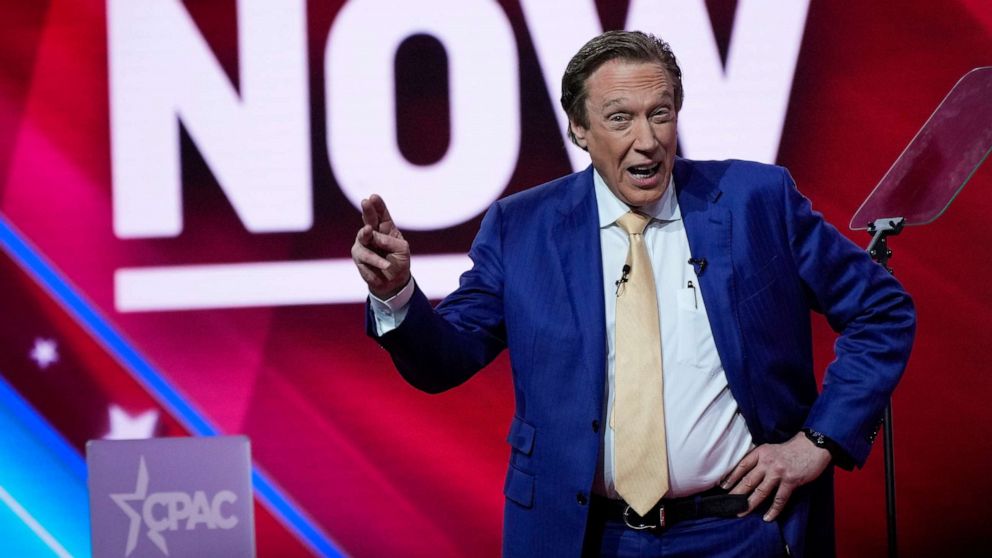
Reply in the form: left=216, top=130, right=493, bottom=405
left=351, top=194, right=411, bottom=299
left=721, top=432, right=832, bottom=522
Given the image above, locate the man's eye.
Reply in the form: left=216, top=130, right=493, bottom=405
left=608, top=114, right=629, bottom=123
left=652, top=110, right=671, bottom=121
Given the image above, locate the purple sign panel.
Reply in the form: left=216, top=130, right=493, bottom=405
left=87, top=436, right=256, bottom=558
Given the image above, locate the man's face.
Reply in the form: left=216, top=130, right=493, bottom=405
left=570, top=59, right=678, bottom=208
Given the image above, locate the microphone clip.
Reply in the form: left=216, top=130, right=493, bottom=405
left=688, top=257, right=707, bottom=276
left=615, top=264, right=631, bottom=295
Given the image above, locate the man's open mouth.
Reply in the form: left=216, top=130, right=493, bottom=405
left=627, top=163, right=661, bottom=179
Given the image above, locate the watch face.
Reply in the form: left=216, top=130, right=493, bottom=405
left=804, top=429, right=825, bottom=446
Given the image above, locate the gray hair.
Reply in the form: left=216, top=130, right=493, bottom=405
left=560, top=30, right=684, bottom=148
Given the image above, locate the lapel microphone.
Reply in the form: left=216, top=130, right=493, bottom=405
left=615, top=264, right=631, bottom=295
left=688, top=257, right=707, bottom=275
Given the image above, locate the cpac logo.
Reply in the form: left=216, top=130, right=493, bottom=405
left=110, top=456, right=239, bottom=557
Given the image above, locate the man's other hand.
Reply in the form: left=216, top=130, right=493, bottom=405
left=721, top=432, right=832, bottom=522
left=351, top=194, right=411, bottom=299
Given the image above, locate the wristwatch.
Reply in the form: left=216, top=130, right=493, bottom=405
left=800, top=428, right=854, bottom=470
left=801, top=428, right=830, bottom=449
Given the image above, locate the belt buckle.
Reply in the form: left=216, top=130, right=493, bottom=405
left=622, top=504, right=665, bottom=530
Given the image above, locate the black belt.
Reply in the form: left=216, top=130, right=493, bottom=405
left=590, top=488, right=748, bottom=530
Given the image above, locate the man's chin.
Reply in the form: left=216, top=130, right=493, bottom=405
left=618, top=183, right=667, bottom=208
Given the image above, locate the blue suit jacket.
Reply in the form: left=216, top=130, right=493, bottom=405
left=367, top=158, right=915, bottom=557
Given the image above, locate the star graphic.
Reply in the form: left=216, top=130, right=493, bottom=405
left=110, top=456, right=150, bottom=557
left=105, top=406, right=159, bottom=440
left=110, top=456, right=172, bottom=556
left=29, top=338, right=59, bottom=369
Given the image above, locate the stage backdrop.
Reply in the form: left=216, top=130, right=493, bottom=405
left=1, top=1, right=990, bottom=556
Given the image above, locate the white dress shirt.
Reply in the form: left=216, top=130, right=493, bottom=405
left=591, top=170, right=752, bottom=498
left=370, top=170, right=753, bottom=499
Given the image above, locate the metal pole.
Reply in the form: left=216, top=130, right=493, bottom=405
left=883, top=403, right=897, bottom=558
left=866, top=217, right=905, bottom=558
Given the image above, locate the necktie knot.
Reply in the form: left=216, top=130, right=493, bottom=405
left=617, top=211, right=651, bottom=236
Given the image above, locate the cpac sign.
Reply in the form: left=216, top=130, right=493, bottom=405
left=108, top=0, right=809, bottom=236
left=110, top=457, right=239, bottom=556
left=87, top=437, right=255, bottom=558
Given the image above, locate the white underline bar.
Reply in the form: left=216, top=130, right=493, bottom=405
left=114, top=255, right=471, bottom=312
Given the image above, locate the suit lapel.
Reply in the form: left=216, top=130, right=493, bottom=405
left=551, top=168, right=607, bottom=401
left=675, top=159, right=755, bottom=424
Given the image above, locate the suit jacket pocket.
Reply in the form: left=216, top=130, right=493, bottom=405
left=503, top=464, right=535, bottom=508
left=506, top=415, right=536, bottom=456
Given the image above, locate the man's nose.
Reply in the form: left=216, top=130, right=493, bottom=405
left=632, top=118, right=660, bottom=151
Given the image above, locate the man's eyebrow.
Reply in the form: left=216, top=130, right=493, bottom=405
left=600, top=90, right=675, bottom=112
left=601, top=97, right=629, bottom=111
left=654, top=91, right=675, bottom=105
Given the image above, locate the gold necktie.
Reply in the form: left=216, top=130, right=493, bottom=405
left=613, top=210, right=670, bottom=516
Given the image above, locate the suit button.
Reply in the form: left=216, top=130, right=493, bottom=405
left=576, top=492, right=588, bottom=506
left=591, top=420, right=600, bottom=433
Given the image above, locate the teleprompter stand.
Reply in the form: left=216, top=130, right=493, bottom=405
left=850, top=67, right=992, bottom=558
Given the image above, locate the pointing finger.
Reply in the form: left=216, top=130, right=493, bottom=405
left=361, top=198, right=380, bottom=230
left=367, top=194, right=398, bottom=235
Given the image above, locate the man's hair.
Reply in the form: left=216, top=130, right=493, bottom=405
left=560, top=30, right=684, bottom=148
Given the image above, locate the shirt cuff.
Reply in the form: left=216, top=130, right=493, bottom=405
left=369, top=279, right=415, bottom=336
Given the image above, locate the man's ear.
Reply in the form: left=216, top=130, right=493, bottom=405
left=569, top=120, right=589, bottom=150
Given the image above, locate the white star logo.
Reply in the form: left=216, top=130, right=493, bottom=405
left=105, top=406, right=159, bottom=440
left=29, top=338, right=59, bottom=369
left=109, top=456, right=171, bottom=556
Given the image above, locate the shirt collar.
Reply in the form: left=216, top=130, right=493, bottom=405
left=593, top=168, right=680, bottom=229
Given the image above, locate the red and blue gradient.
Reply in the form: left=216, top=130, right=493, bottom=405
left=1, top=1, right=991, bottom=557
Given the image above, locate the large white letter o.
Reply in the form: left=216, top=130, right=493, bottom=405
left=327, top=0, right=520, bottom=230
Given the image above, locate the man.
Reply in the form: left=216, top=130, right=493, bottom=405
left=351, top=31, right=914, bottom=557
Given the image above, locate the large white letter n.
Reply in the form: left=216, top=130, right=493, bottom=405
left=108, top=0, right=310, bottom=238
